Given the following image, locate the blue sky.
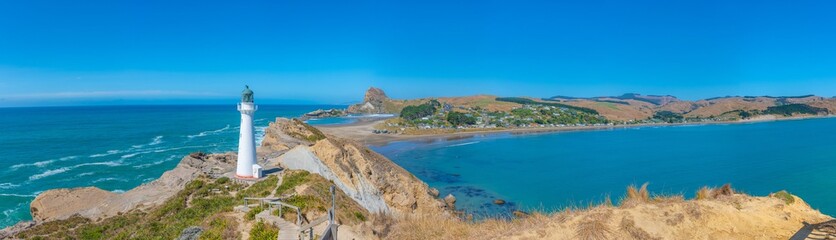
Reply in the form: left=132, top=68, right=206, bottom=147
left=1, top=0, right=835, bottom=107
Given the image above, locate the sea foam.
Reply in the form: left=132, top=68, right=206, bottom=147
left=188, top=125, right=230, bottom=139
left=0, top=183, right=20, bottom=189
left=29, top=167, right=71, bottom=180
left=447, top=141, right=481, bottom=147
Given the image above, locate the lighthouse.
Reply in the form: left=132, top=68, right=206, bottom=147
left=236, top=85, right=259, bottom=179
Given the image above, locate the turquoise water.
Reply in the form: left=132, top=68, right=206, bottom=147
left=0, top=105, right=342, bottom=228
left=305, top=114, right=396, bottom=125
left=373, top=118, right=836, bottom=218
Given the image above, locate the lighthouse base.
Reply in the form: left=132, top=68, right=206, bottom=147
left=234, top=174, right=258, bottom=180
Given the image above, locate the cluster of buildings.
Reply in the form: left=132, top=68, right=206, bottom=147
left=392, top=103, right=613, bottom=131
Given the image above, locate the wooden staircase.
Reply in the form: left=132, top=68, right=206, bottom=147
left=241, top=185, right=340, bottom=240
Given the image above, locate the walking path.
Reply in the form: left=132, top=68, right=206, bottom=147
left=256, top=209, right=300, bottom=240
left=790, top=220, right=836, bottom=240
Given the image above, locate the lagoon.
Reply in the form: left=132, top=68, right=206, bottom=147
left=372, top=118, right=836, bottom=217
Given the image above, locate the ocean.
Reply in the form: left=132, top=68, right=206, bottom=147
left=372, top=118, right=836, bottom=218
left=0, top=105, right=345, bottom=228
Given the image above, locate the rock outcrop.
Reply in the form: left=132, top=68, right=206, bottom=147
left=267, top=118, right=449, bottom=215
left=29, top=153, right=236, bottom=222
left=347, top=87, right=391, bottom=114
left=260, top=118, right=325, bottom=152
left=299, top=109, right=347, bottom=121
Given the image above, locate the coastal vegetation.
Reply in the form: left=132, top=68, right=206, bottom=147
left=771, top=190, right=796, bottom=205
left=14, top=176, right=244, bottom=239
left=12, top=168, right=370, bottom=239
left=236, top=175, right=278, bottom=199
left=386, top=96, right=611, bottom=134
left=446, top=111, right=477, bottom=126
left=380, top=183, right=825, bottom=240
left=652, top=111, right=684, bottom=123
left=249, top=221, right=279, bottom=240
left=763, top=103, right=829, bottom=116
left=400, top=99, right=440, bottom=121
left=289, top=119, right=326, bottom=142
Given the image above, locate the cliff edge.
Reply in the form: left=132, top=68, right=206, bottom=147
left=263, top=117, right=450, bottom=215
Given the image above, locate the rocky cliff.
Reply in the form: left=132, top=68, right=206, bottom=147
left=264, top=117, right=450, bottom=215
left=347, top=87, right=392, bottom=114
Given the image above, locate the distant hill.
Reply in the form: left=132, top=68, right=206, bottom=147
left=545, top=93, right=834, bottom=121
left=346, top=87, right=835, bottom=122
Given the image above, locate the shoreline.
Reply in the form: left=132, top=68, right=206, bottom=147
left=317, top=114, right=835, bottom=146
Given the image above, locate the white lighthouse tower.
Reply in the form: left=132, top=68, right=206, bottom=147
left=236, top=85, right=258, bottom=179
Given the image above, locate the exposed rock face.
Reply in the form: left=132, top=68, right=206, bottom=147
left=299, top=109, right=347, bottom=121
left=348, top=87, right=391, bottom=114
left=29, top=153, right=236, bottom=223
left=272, top=119, right=449, bottom=215
left=260, top=118, right=324, bottom=152
left=177, top=226, right=203, bottom=240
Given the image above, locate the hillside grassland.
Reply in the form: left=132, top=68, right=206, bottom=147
left=13, top=169, right=370, bottom=240
left=382, top=184, right=831, bottom=240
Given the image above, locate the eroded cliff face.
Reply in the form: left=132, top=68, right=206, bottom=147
left=266, top=118, right=450, bottom=216
left=28, top=153, right=236, bottom=223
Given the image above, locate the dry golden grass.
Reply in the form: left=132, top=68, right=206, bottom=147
left=695, top=186, right=712, bottom=200
left=694, top=184, right=738, bottom=202
left=374, top=183, right=797, bottom=240
left=382, top=212, right=552, bottom=240
left=623, top=183, right=650, bottom=206
left=575, top=213, right=612, bottom=240
left=620, top=217, right=661, bottom=240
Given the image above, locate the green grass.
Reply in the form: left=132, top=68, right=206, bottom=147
left=199, top=216, right=239, bottom=240
left=245, top=205, right=266, bottom=221
left=354, top=211, right=367, bottom=221
left=236, top=175, right=278, bottom=199
left=249, top=221, right=279, bottom=240
left=276, top=171, right=310, bottom=194
left=772, top=190, right=795, bottom=205
left=289, top=119, right=327, bottom=142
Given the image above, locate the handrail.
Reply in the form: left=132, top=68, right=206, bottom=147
left=299, top=216, right=329, bottom=231
left=240, top=186, right=339, bottom=240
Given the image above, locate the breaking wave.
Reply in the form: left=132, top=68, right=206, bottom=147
left=0, top=193, right=36, bottom=198
left=447, top=141, right=481, bottom=147
left=29, top=161, right=123, bottom=181
left=10, top=160, right=55, bottom=169
left=188, top=125, right=230, bottom=139
left=29, top=167, right=71, bottom=180
left=255, top=126, right=267, bottom=146
left=0, top=183, right=20, bottom=189
left=92, top=177, right=127, bottom=183
left=132, top=136, right=164, bottom=149
left=90, top=150, right=121, bottom=158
